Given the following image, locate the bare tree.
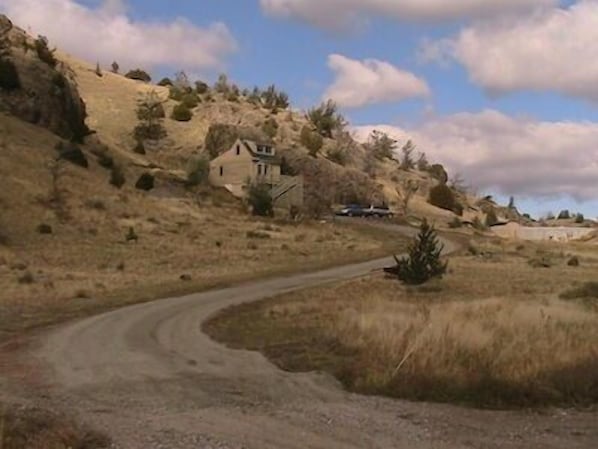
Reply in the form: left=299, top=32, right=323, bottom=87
left=449, top=173, right=469, bottom=195
left=396, top=179, right=420, bottom=215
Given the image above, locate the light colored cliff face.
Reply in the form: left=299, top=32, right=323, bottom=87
left=493, top=222, right=595, bottom=241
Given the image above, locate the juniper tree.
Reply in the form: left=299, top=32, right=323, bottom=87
left=387, top=220, right=447, bottom=285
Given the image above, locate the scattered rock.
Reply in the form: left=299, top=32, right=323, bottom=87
left=528, top=257, right=552, bottom=268
left=247, top=242, right=258, bottom=250
left=36, top=223, right=53, bottom=234
left=116, top=262, right=125, bottom=271
left=180, top=274, right=192, bottom=282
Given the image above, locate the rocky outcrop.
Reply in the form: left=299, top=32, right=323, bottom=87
left=0, top=15, right=89, bottom=141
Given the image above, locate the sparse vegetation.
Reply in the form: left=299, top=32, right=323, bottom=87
left=261, top=117, right=279, bottom=139
left=111, top=61, right=119, bottom=74
left=560, top=282, right=598, bottom=300
left=135, top=172, right=154, bottom=191
left=400, top=140, right=416, bottom=170
left=426, top=163, right=449, bottom=184
left=395, top=180, right=419, bottom=215
left=204, top=123, right=239, bottom=159
left=186, top=154, right=210, bottom=186
left=366, top=130, right=397, bottom=161
left=558, top=210, right=571, bottom=220
left=109, top=164, right=126, bottom=188
left=158, top=77, right=173, bottom=87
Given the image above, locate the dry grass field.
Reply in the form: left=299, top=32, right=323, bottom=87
left=0, top=113, right=408, bottom=342
left=206, top=238, right=598, bottom=408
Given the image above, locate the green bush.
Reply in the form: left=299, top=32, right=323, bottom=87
left=427, top=164, right=449, bottom=184
left=157, top=77, right=173, bottom=86
left=181, top=93, right=200, bottom=109
left=560, top=282, right=598, bottom=300
left=248, top=184, right=273, bottom=217
left=134, top=91, right=166, bottom=140
left=0, top=58, right=20, bottom=90
left=186, top=155, right=210, bottom=186
left=326, top=146, right=347, bottom=166
left=195, top=81, right=209, bottom=94
left=558, top=210, right=571, bottom=220
left=448, top=217, right=463, bottom=229
left=306, top=100, right=345, bottom=138
left=300, top=125, right=323, bottom=157
left=429, top=183, right=458, bottom=213
left=34, top=36, right=57, bottom=68
left=386, top=220, right=447, bottom=285
left=171, top=103, right=193, bottom=122
left=204, top=124, right=239, bottom=159
left=575, top=213, right=585, bottom=224
left=125, top=69, right=152, bottom=83
left=169, top=86, right=184, bottom=101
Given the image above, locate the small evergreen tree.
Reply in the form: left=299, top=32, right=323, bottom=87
left=95, top=62, right=103, bottom=77
left=306, top=100, right=345, bottom=138
left=111, top=61, right=119, bottom=74
left=171, top=103, right=193, bottom=121
left=125, top=68, right=152, bottom=82
left=134, top=90, right=167, bottom=140
left=388, top=220, right=447, bottom=285
left=400, top=140, right=416, bottom=170
left=367, top=130, right=397, bottom=160
left=186, top=155, right=210, bottom=186
left=300, top=125, right=324, bottom=157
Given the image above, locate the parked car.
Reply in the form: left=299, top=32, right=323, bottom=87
left=335, top=204, right=367, bottom=217
left=335, top=204, right=394, bottom=218
left=363, top=205, right=394, bottom=218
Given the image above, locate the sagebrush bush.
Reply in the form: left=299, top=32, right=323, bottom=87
left=429, top=183, right=460, bottom=214
left=181, top=93, right=200, bottom=109
left=195, top=81, right=209, bottom=94
left=125, top=69, right=152, bottom=83
left=157, top=77, right=173, bottom=87
left=248, top=184, right=273, bottom=217
left=300, top=125, right=323, bottom=157
left=261, top=118, right=278, bottom=139
left=186, top=155, right=210, bottom=186
left=171, top=103, right=193, bottom=121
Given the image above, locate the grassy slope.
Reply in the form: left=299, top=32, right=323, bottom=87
left=205, top=239, right=598, bottom=408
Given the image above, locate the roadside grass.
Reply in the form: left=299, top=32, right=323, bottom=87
left=205, top=240, right=598, bottom=408
left=0, top=402, right=110, bottom=449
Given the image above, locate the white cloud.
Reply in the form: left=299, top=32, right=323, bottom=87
left=323, top=54, right=430, bottom=108
left=0, top=0, right=237, bottom=72
left=260, top=0, right=556, bottom=30
left=422, top=1, right=598, bottom=100
left=354, top=110, right=598, bottom=202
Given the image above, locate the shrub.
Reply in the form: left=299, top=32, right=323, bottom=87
left=36, top=223, right=53, bottom=234
left=110, top=165, right=126, bottom=188
left=326, top=145, right=347, bottom=166
left=135, top=173, right=154, bottom=191
left=171, top=103, right=193, bottom=121
left=111, top=61, right=119, bottom=73
left=56, top=141, right=88, bottom=168
left=125, top=69, right=152, bottom=82
left=567, top=256, right=580, bottom=267
left=448, top=216, right=463, bottom=229
left=246, top=230, right=271, bottom=239
left=385, top=220, right=447, bottom=285
left=262, top=118, right=278, bottom=139
left=214, top=73, right=230, bottom=94
left=134, top=91, right=166, bottom=140
left=0, top=58, right=20, bottom=90
left=133, top=140, right=145, bottom=155
left=195, top=80, right=209, bottom=94
left=204, top=124, right=239, bottom=159
left=575, top=213, right=585, bottom=224
left=248, top=183, right=273, bottom=217
left=558, top=210, right=571, bottom=220
left=366, top=130, right=397, bottom=160
left=429, top=183, right=458, bottom=213
left=94, top=62, right=102, bottom=77
left=157, top=77, right=173, bottom=87
left=186, top=155, right=210, bottom=186
left=427, top=164, right=449, bottom=184
left=300, top=125, right=323, bottom=157
left=560, top=282, right=598, bottom=300
left=306, top=100, right=345, bottom=138
left=169, top=86, right=184, bottom=101
left=34, top=36, right=57, bottom=67
left=400, top=140, right=416, bottom=170
left=181, top=93, right=200, bottom=109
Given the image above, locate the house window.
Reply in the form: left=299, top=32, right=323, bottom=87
left=220, top=166, right=224, bottom=176
left=257, top=164, right=262, bottom=176
left=264, top=164, right=269, bottom=175
left=265, top=147, right=272, bottom=154
left=236, top=145, right=240, bottom=155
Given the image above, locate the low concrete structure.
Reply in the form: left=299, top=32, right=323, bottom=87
left=492, top=222, right=595, bottom=242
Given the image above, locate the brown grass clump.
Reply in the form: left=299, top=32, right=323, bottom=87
left=206, top=242, right=598, bottom=408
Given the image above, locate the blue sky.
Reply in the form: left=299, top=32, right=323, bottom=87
left=2, top=0, right=597, bottom=218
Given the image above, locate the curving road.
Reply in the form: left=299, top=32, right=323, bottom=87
left=30, top=226, right=598, bottom=448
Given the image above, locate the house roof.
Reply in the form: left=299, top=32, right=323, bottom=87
left=241, top=139, right=281, bottom=164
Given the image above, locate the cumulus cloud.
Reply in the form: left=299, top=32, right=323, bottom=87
left=323, top=54, right=430, bottom=108
left=354, top=110, right=598, bottom=202
left=0, top=0, right=237, bottom=72
left=260, top=0, right=556, bottom=30
left=422, top=1, right=598, bottom=100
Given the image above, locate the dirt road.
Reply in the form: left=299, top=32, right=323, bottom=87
left=18, top=226, right=598, bottom=448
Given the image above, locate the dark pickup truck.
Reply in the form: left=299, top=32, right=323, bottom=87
left=335, top=204, right=394, bottom=218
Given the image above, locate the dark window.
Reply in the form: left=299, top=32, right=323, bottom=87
left=236, top=145, right=240, bottom=155
left=257, top=164, right=262, bottom=175
left=264, top=165, right=268, bottom=175
left=220, top=166, right=224, bottom=176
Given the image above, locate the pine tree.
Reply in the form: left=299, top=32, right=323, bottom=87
left=387, top=220, right=447, bottom=285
